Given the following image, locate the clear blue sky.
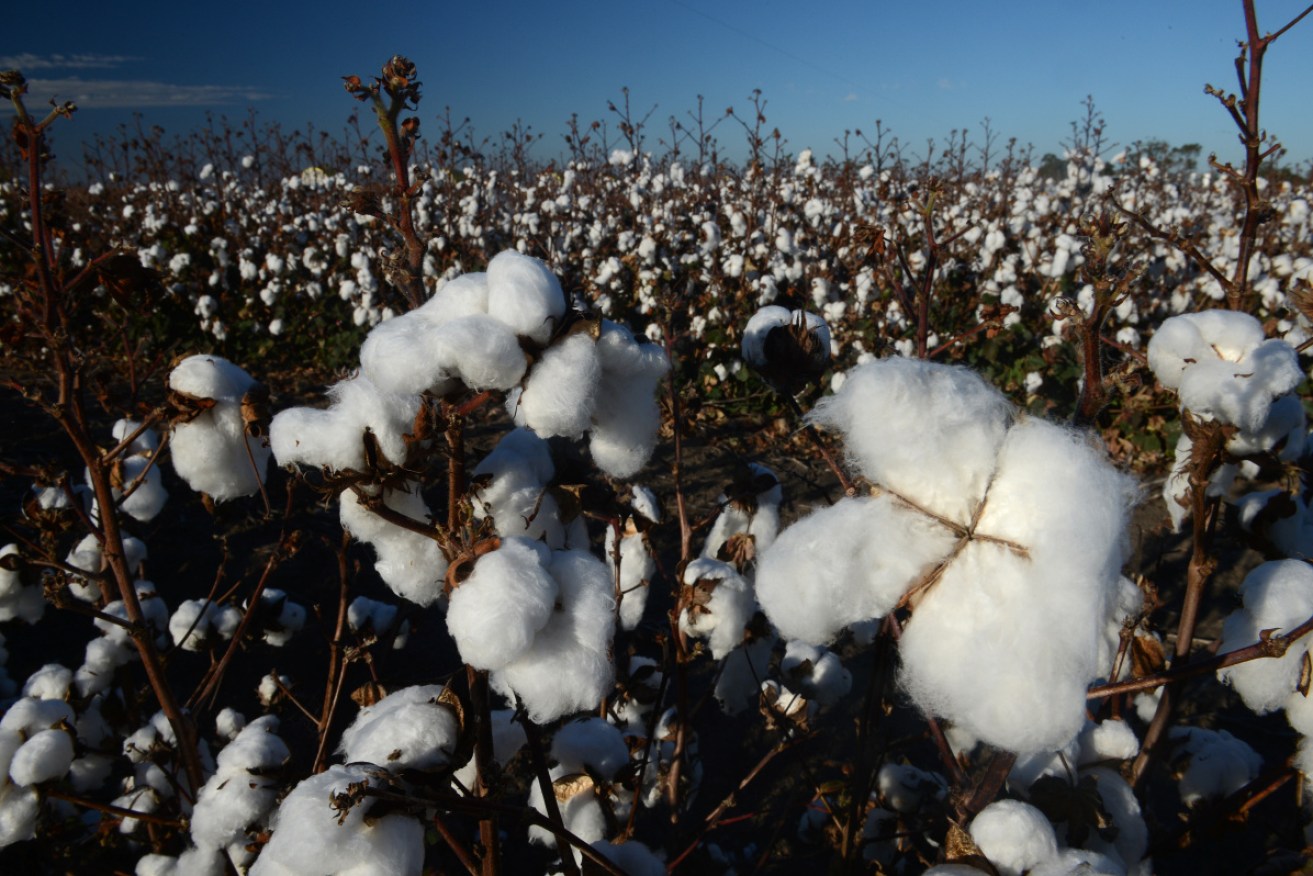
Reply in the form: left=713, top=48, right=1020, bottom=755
left=5, top=0, right=1313, bottom=169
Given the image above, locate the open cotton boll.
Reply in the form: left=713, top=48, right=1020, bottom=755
left=190, top=716, right=288, bottom=851
left=111, top=455, right=168, bottom=521
left=339, top=484, right=447, bottom=606
left=781, top=641, right=852, bottom=708
left=876, top=762, right=948, bottom=813
left=809, top=358, right=1013, bottom=522
left=1216, top=560, right=1313, bottom=712
left=359, top=310, right=461, bottom=397
left=8, top=727, right=75, bottom=785
left=1171, top=726, right=1262, bottom=806
left=448, top=538, right=557, bottom=670
left=605, top=524, right=654, bottom=631
left=269, top=374, right=418, bottom=472
left=1027, top=848, right=1124, bottom=876
left=135, top=847, right=227, bottom=876
left=1227, top=392, right=1307, bottom=459
left=490, top=549, right=616, bottom=724
left=514, top=332, right=601, bottom=439
left=22, top=664, right=72, bottom=701
left=485, top=250, right=567, bottom=344
left=0, top=544, right=43, bottom=624
left=453, top=710, right=526, bottom=791
left=741, top=306, right=794, bottom=368
left=1147, top=309, right=1268, bottom=388
left=552, top=717, right=630, bottom=777
left=969, top=799, right=1060, bottom=876
left=756, top=496, right=956, bottom=645
left=169, top=599, right=242, bottom=651
left=1077, top=719, right=1140, bottom=765
left=0, top=783, right=39, bottom=847
left=715, top=637, right=776, bottom=715
left=169, top=354, right=257, bottom=403
left=172, top=403, right=270, bottom=501
left=248, top=764, right=423, bottom=876
left=679, top=558, right=757, bottom=659
left=338, top=685, right=458, bottom=771
left=587, top=321, right=669, bottom=477
left=1080, top=767, right=1149, bottom=874
left=898, top=418, right=1133, bottom=754
left=701, top=463, right=783, bottom=563
left=419, top=271, right=489, bottom=322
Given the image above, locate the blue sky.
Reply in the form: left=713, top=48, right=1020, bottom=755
left=5, top=1, right=1312, bottom=170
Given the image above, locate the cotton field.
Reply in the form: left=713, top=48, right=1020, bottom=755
left=5, top=48, right=1313, bottom=876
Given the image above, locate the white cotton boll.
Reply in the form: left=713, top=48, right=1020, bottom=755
left=741, top=306, right=792, bottom=368
left=9, top=728, right=74, bottom=785
left=1081, top=767, right=1148, bottom=874
left=270, top=374, right=418, bottom=472
left=447, top=538, right=557, bottom=670
left=810, top=359, right=1013, bottom=522
left=338, top=685, right=458, bottom=771
left=171, top=402, right=270, bottom=501
left=434, top=315, right=528, bottom=390
left=0, top=784, right=39, bottom=847
left=1287, top=688, right=1313, bottom=735
left=169, top=354, right=256, bottom=404
left=781, top=641, right=852, bottom=708
left=21, top=664, right=72, bottom=701
left=1027, top=848, right=1124, bottom=876
left=631, top=485, right=660, bottom=524
left=589, top=322, right=669, bottom=478
left=68, top=753, right=113, bottom=793
left=701, top=464, right=783, bottom=562
left=969, top=799, right=1060, bottom=876
left=486, top=250, right=567, bottom=344
left=1217, top=560, right=1313, bottom=712
left=112, top=419, right=160, bottom=456
left=0, top=544, right=43, bottom=624
left=215, top=708, right=246, bottom=742
left=1148, top=310, right=1267, bottom=389
left=899, top=417, right=1133, bottom=754
left=75, top=636, right=133, bottom=696
left=348, top=596, right=399, bottom=637
left=169, top=599, right=237, bottom=651
left=605, top=525, right=654, bottom=630
left=490, top=549, right=616, bottom=724
left=876, top=762, right=948, bottom=813
left=1008, top=737, right=1081, bottom=790
left=1, top=698, right=76, bottom=737
left=112, top=455, right=168, bottom=522
left=420, top=272, right=489, bottom=322
left=552, top=717, right=630, bottom=776
left=248, top=764, right=423, bottom=876
left=1171, top=726, right=1262, bottom=806
left=514, top=332, right=601, bottom=439
left=1227, top=392, right=1306, bottom=460
left=190, top=716, right=288, bottom=850
left=756, top=496, right=955, bottom=645
left=339, top=485, right=447, bottom=606
left=1077, top=719, right=1140, bottom=764
left=679, top=558, right=756, bottom=659
left=715, top=637, right=776, bottom=715
left=591, top=840, right=666, bottom=876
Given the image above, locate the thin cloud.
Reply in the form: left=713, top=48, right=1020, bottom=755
left=843, top=93, right=859, bottom=102
left=937, top=77, right=956, bottom=91
left=25, top=77, right=275, bottom=108
left=0, top=53, right=140, bottom=71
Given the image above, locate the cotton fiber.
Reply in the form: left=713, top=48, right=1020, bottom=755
left=1217, top=560, right=1313, bottom=713
left=679, top=558, right=756, bottom=659
left=169, top=355, right=270, bottom=501
left=604, top=499, right=657, bottom=630
left=189, top=716, right=288, bottom=851
left=490, top=549, right=616, bottom=723
left=269, top=373, right=418, bottom=472
left=447, top=538, right=558, bottom=670
left=1170, top=726, right=1261, bottom=806
left=588, top=321, right=669, bottom=477
left=485, top=250, right=567, bottom=344
left=338, top=685, right=458, bottom=771
left=701, top=463, right=783, bottom=564
left=248, top=764, right=423, bottom=876
left=968, top=799, right=1060, bottom=876
left=0, top=544, right=43, bottom=624
left=339, top=484, right=447, bottom=606
left=513, top=331, right=601, bottom=438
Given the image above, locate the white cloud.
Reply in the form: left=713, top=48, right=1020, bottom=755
left=0, top=53, right=140, bottom=72
left=843, top=93, right=859, bottom=102
left=937, top=77, right=956, bottom=91
left=21, top=77, right=275, bottom=109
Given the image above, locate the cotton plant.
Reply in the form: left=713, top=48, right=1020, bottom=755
left=755, top=357, right=1136, bottom=753
left=168, top=354, right=271, bottom=501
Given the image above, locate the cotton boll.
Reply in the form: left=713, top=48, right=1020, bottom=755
left=1077, top=719, right=1140, bottom=765
left=1080, top=767, right=1148, bottom=874
left=447, top=538, right=558, bottom=670
left=756, top=496, right=956, bottom=645
left=1171, top=726, right=1262, bottom=806
left=1286, top=688, right=1313, bottom=735
left=1008, top=737, right=1081, bottom=791
left=1217, top=560, right=1313, bottom=712
left=434, top=315, right=530, bottom=391
left=338, top=685, right=458, bottom=771
left=0, top=545, right=43, bottom=624
left=248, top=764, right=423, bottom=876
left=171, top=404, right=270, bottom=501
left=21, top=664, right=72, bottom=701
left=339, top=485, right=447, bottom=606
left=809, top=359, right=1013, bottom=522
left=876, top=762, right=948, bottom=813
left=605, top=522, right=655, bottom=631
left=701, top=463, right=783, bottom=564
left=588, top=322, right=669, bottom=478
left=679, top=558, right=756, bottom=659
left=8, top=727, right=75, bottom=785
left=490, top=549, right=616, bottom=724
left=270, top=374, right=418, bottom=472
left=486, top=250, right=567, bottom=344
left=169, top=599, right=241, bottom=651
left=419, top=271, right=489, bottom=322
left=741, top=306, right=793, bottom=368
left=1027, top=848, right=1124, bottom=876
left=359, top=310, right=460, bottom=397
left=515, top=332, right=601, bottom=439
left=900, top=418, right=1134, bottom=753
left=0, top=783, right=39, bottom=847
left=714, top=636, right=776, bottom=715
left=551, top=717, right=630, bottom=777
left=115, top=454, right=168, bottom=522
left=347, top=597, right=399, bottom=638
left=452, top=710, right=525, bottom=791
left=969, top=799, right=1060, bottom=876
left=169, top=354, right=257, bottom=404
left=781, top=641, right=852, bottom=708
left=190, top=716, right=288, bottom=850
